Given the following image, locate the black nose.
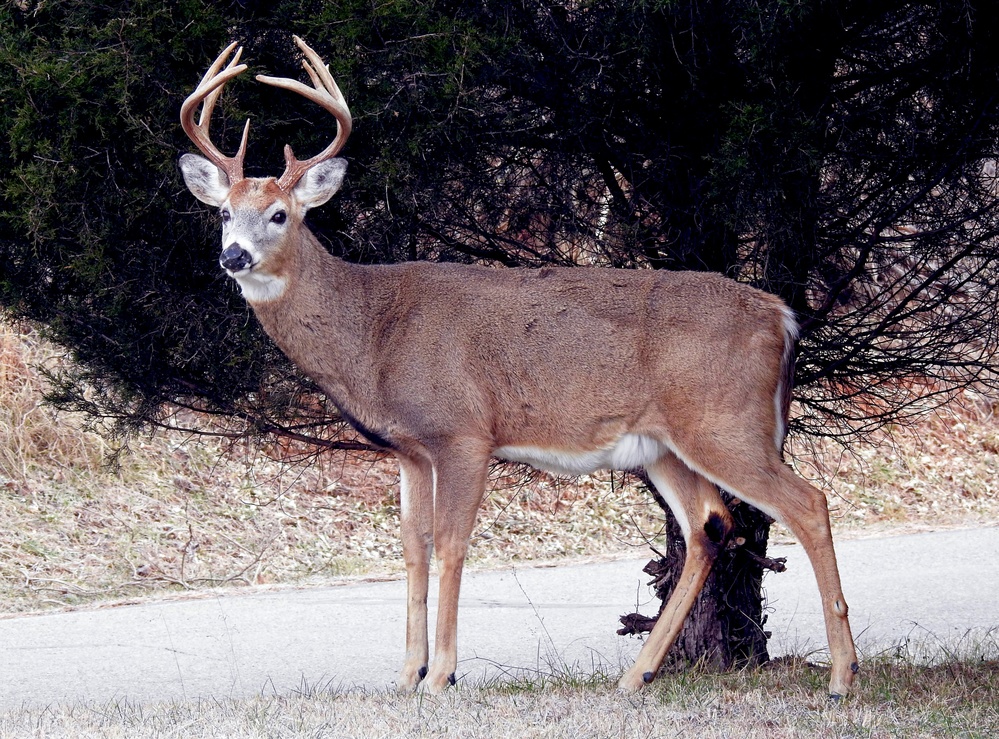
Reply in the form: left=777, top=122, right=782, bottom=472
left=220, top=245, right=252, bottom=272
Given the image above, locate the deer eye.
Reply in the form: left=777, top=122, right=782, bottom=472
left=220, top=209, right=231, bottom=223
left=270, top=210, right=287, bottom=225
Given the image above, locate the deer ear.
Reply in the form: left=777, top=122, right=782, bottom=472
left=293, top=158, right=347, bottom=210
left=178, top=153, right=231, bottom=207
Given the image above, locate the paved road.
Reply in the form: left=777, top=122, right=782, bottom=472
left=1, top=527, right=996, bottom=710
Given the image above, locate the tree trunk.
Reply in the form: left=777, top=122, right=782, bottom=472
left=619, top=485, right=784, bottom=672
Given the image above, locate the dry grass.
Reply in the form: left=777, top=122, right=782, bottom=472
left=785, top=389, right=999, bottom=540
left=0, top=324, right=108, bottom=479
left=0, top=652, right=996, bottom=737
left=0, top=322, right=663, bottom=613
left=2, top=322, right=999, bottom=734
left=2, top=319, right=998, bottom=618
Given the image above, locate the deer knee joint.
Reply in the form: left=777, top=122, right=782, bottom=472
left=834, top=598, right=849, bottom=618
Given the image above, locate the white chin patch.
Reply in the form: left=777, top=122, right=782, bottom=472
left=233, top=271, right=287, bottom=303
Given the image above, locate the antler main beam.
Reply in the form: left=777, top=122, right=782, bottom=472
left=180, top=37, right=352, bottom=191
left=257, top=35, right=353, bottom=192
left=180, top=42, right=250, bottom=186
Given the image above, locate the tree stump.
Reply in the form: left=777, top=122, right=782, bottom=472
left=619, top=484, right=784, bottom=673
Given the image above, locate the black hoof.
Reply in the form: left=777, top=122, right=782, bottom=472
left=418, top=665, right=428, bottom=680
left=829, top=693, right=844, bottom=704
left=851, top=662, right=860, bottom=674
left=448, top=673, right=456, bottom=686
left=642, top=671, right=655, bottom=684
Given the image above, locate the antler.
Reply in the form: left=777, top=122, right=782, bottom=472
left=180, top=42, right=250, bottom=185
left=256, top=35, right=353, bottom=192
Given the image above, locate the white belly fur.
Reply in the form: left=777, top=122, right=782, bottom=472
left=494, top=434, right=664, bottom=476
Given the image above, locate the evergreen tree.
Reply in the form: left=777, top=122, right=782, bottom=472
left=3, top=0, right=998, bottom=669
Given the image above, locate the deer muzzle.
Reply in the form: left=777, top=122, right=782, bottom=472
left=220, top=244, right=253, bottom=273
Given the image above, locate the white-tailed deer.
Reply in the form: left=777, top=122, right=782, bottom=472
left=179, top=38, right=859, bottom=696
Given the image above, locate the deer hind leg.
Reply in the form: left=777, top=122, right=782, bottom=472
left=396, top=453, right=435, bottom=692
left=767, top=466, right=858, bottom=697
left=423, top=444, right=491, bottom=693
left=619, top=452, right=734, bottom=692
left=668, top=430, right=859, bottom=698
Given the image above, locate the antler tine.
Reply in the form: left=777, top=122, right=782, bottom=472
left=256, top=35, right=353, bottom=192
left=180, top=42, right=250, bottom=185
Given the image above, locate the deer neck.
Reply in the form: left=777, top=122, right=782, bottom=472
left=247, top=228, right=373, bottom=396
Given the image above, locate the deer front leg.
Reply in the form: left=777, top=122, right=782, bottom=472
left=396, top=455, right=435, bottom=692
left=423, top=449, right=489, bottom=693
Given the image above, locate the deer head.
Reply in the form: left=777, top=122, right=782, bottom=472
left=178, top=37, right=352, bottom=303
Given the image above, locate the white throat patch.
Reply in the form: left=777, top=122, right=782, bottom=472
left=233, top=270, right=287, bottom=303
